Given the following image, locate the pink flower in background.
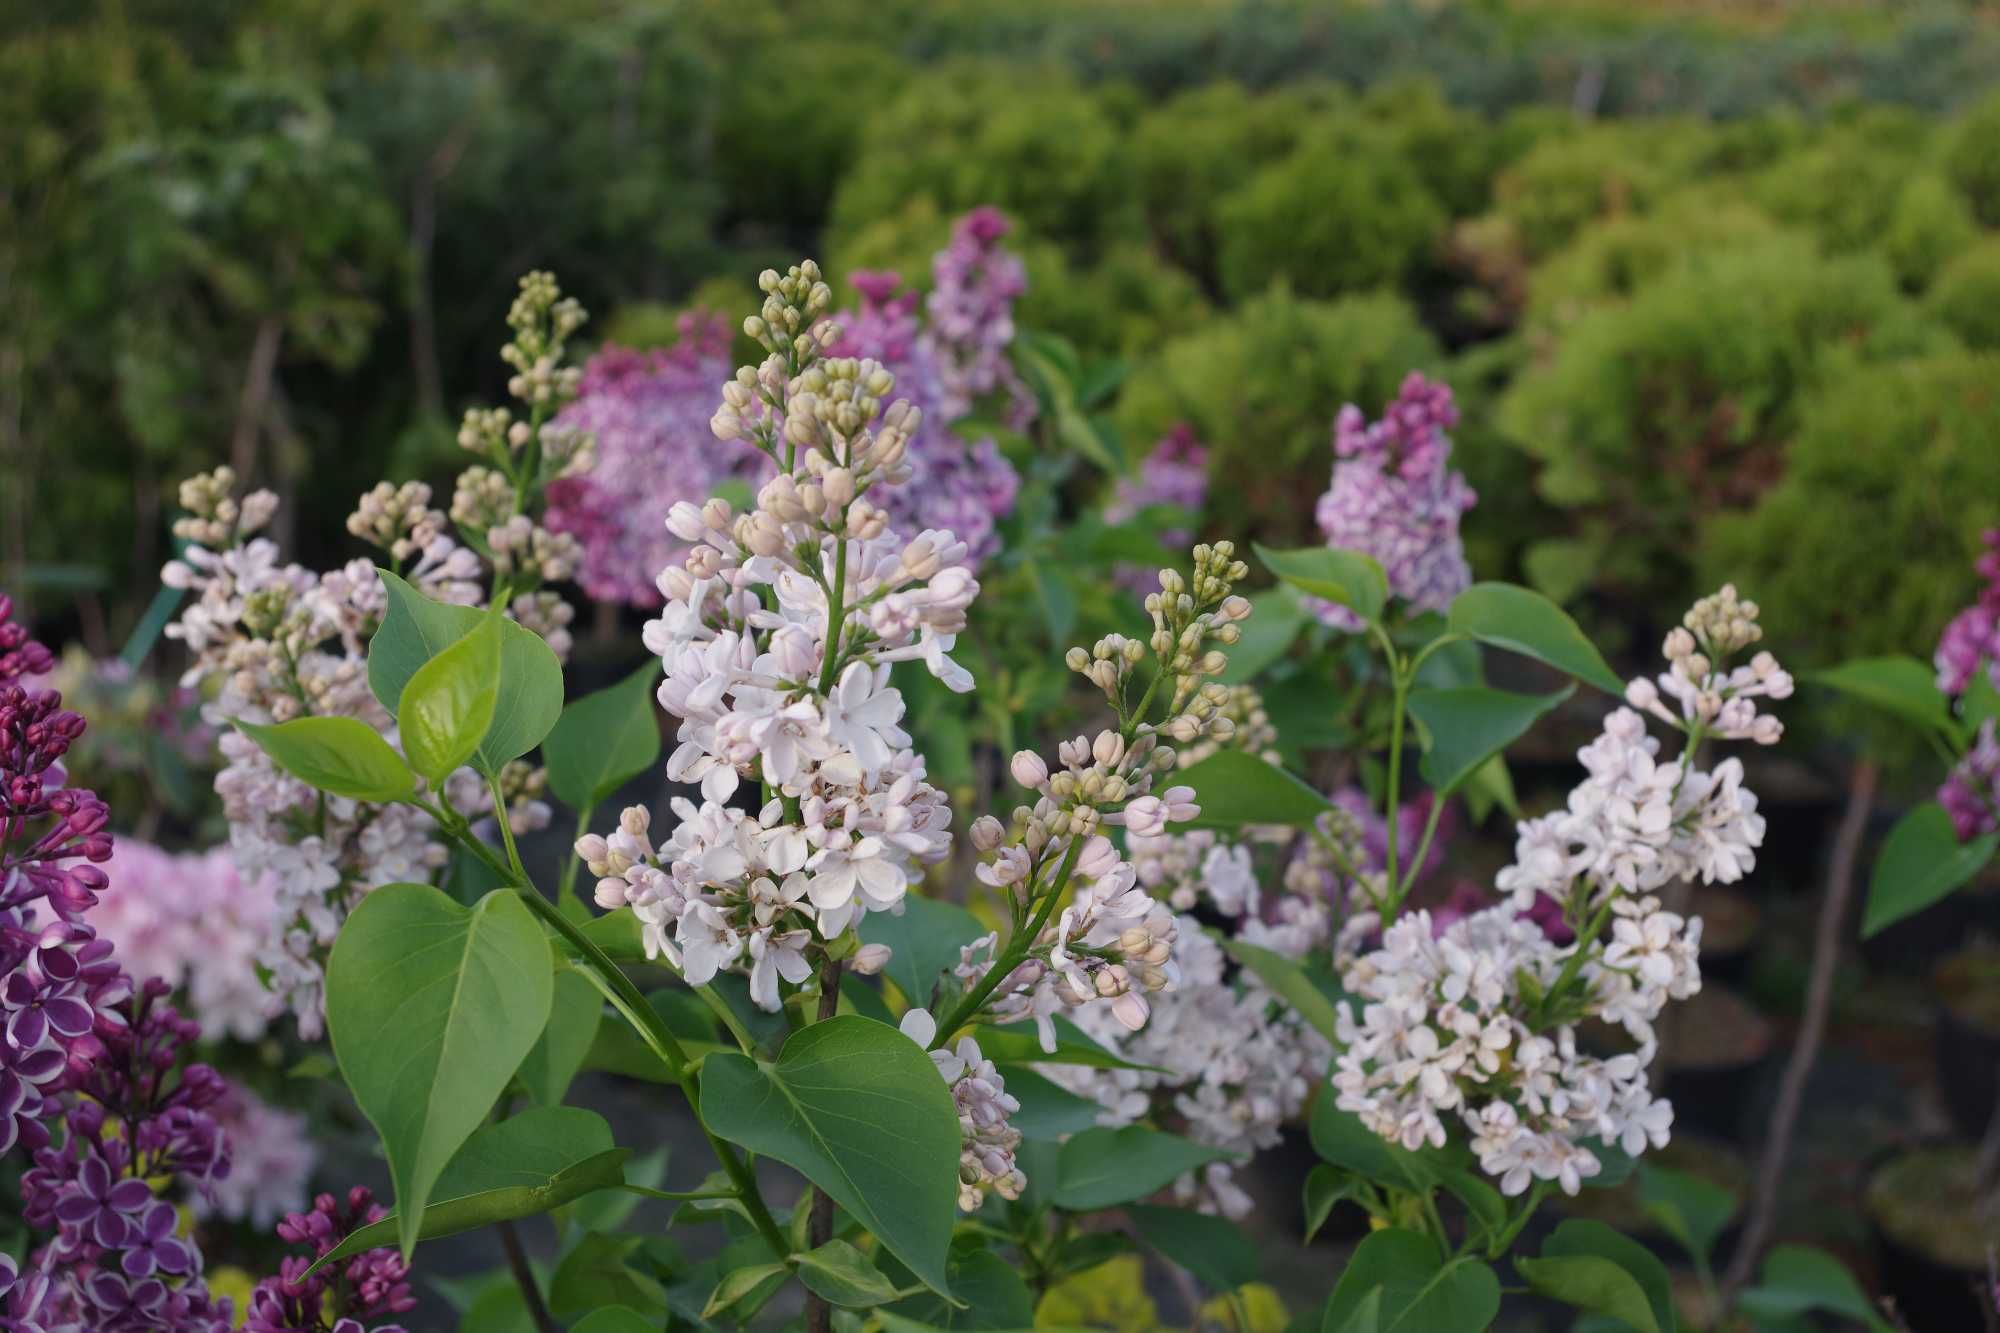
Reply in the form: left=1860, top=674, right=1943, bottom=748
left=1936, top=528, right=2000, bottom=698
left=199, top=1089, right=317, bottom=1229
left=1310, top=372, right=1476, bottom=630
left=1108, top=427, right=1209, bottom=595
left=86, top=842, right=278, bottom=1041
left=926, top=206, right=1035, bottom=430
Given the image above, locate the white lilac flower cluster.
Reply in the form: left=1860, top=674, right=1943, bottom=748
left=899, top=1009, right=1027, bottom=1210
left=1332, top=588, right=1787, bottom=1198
left=83, top=841, right=277, bottom=1041
left=163, top=275, right=588, bottom=1033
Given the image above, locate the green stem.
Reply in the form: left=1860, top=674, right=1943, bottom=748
left=486, top=772, right=527, bottom=879
left=1486, top=1183, right=1551, bottom=1260
left=815, top=533, right=849, bottom=696
left=1394, top=795, right=1448, bottom=907
left=556, top=801, right=596, bottom=918
left=1382, top=664, right=1412, bottom=904
left=928, top=836, right=1085, bottom=1048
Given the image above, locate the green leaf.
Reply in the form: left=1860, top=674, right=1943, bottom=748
left=237, top=716, right=415, bottom=802
left=1173, top=749, right=1334, bottom=829
left=995, top=1065, right=1107, bottom=1140
left=1304, top=1164, right=1364, bottom=1242
left=310, top=1106, right=626, bottom=1269
left=880, top=1247, right=1037, bottom=1329
left=1539, top=1220, right=1676, bottom=1333
left=1446, top=583, right=1624, bottom=695
left=1406, top=685, right=1573, bottom=796
left=326, top=884, right=554, bottom=1259
left=1224, top=937, right=1343, bottom=1045
left=517, top=967, right=602, bottom=1106
left=796, top=1239, right=900, bottom=1308
left=550, top=1231, right=669, bottom=1319
left=1220, top=584, right=1309, bottom=683
left=699, top=1016, right=960, bottom=1296
left=704, top=1263, right=790, bottom=1318
left=1310, top=1090, right=1438, bottom=1194
left=1255, top=544, right=1388, bottom=624
left=1129, top=1204, right=1259, bottom=1292
left=859, top=893, right=985, bottom=1010
left=1028, top=563, right=1079, bottom=644
left=1328, top=1287, right=1384, bottom=1333
left=399, top=614, right=501, bottom=784
left=1517, top=1257, right=1660, bottom=1333
left=542, top=662, right=662, bottom=810
left=1862, top=802, right=2000, bottom=937
left=1052, top=1126, right=1230, bottom=1210
left=569, top=1310, right=660, bottom=1333
left=1807, top=657, right=1956, bottom=736
left=368, top=569, right=563, bottom=770
left=971, top=1018, right=1161, bottom=1072
left=1737, top=1245, right=1893, bottom=1333
left=1321, top=1229, right=1500, bottom=1333
left=1637, top=1165, right=1737, bottom=1269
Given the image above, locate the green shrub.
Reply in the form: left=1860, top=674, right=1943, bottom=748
left=1213, top=131, right=1445, bottom=303
left=1883, top=173, right=1981, bottom=292
left=1356, top=79, right=1499, bottom=217
left=1926, top=239, right=2000, bottom=350
left=1944, top=90, right=2000, bottom=225
left=826, top=62, right=1141, bottom=262
left=1701, top=353, right=2000, bottom=668
left=1115, top=286, right=1439, bottom=543
left=713, top=39, right=899, bottom=231
left=1751, top=130, right=1921, bottom=256
left=1498, top=242, right=1951, bottom=603
left=1488, top=124, right=1689, bottom=260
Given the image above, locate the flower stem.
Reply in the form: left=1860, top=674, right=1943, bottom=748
left=496, top=1218, right=558, bottom=1333
left=815, top=534, right=849, bottom=696
left=929, top=835, right=1085, bottom=1049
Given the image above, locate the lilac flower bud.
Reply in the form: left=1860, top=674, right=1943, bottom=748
left=1010, top=751, right=1048, bottom=789
left=1075, top=835, right=1120, bottom=880
left=850, top=943, right=893, bottom=976
left=1092, top=730, right=1125, bottom=768
left=970, top=816, right=1005, bottom=852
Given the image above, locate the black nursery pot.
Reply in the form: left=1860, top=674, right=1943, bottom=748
left=1934, top=946, right=2000, bottom=1139
left=1866, top=1146, right=1995, bottom=1333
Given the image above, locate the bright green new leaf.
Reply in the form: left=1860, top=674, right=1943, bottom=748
left=1255, top=543, right=1388, bottom=623
left=549, top=1232, right=669, bottom=1320
left=1516, top=1256, right=1659, bottom=1333
left=368, top=569, right=563, bottom=770
left=1406, top=685, right=1573, bottom=796
left=309, top=1106, right=627, bottom=1269
left=1807, top=657, right=1956, bottom=737
left=859, top=893, right=984, bottom=1010
left=879, top=1246, right=1038, bottom=1329
left=971, top=1018, right=1161, bottom=1072
left=1173, top=748, right=1334, bottom=829
left=542, top=662, right=662, bottom=810
left=1637, top=1164, right=1737, bottom=1269
left=1328, top=1287, right=1384, bottom=1333
left=1129, top=1204, right=1259, bottom=1293
left=1862, top=802, right=2000, bottom=937
left=1321, top=1229, right=1500, bottom=1333
left=1736, top=1245, right=1893, bottom=1333
left=796, top=1239, right=901, bottom=1308
left=699, top=1016, right=960, bottom=1297
left=398, top=614, right=501, bottom=784
left=517, top=966, right=602, bottom=1106
left=1221, top=583, right=1309, bottom=683
left=1310, top=1089, right=1438, bottom=1194
left=326, top=884, right=554, bottom=1259
left=1447, top=583, right=1624, bottom=695
left=1224, top=936, right=1343, bottom=1045
left=1304, top=1164, right=1364, bottom=1243
left=1052, top=1127, right=1231, bottom=1211
left=704, top=1263, right=791, bottom=1319
left=237, top=716, right=415, bottom=803
left=1539, top=1220, right=1677, bottom=1333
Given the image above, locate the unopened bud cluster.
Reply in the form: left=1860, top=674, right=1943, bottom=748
left=172, top=468, right=277, bottom=548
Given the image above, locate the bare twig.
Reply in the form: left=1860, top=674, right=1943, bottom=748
left=496, top=1217, right=559, bottom=1333
left=1720, top=760, right=1878, bottom=1303
left=227, top=315, right=285, bottom=482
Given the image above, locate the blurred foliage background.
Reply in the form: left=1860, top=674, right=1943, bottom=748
left=7, top=0, right=2000, bottom=680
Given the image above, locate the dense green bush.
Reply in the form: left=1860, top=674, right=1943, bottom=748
left=1486, top=123, right=1691, bottom=260
left=1943, top=89, right=2000, bottom=225
left=1115, top=285, right=1439, bottom=543
left=1498, top=241, right=1950, bottom=602
left=1214, top=130, right=1446, bottom=302
left=1701, top=352, right=2000, bottom=668
left=1883, top=172, right=1982, bottom=292
left=1926, top=239, right=2000, bottom=350
left=1751, top=130, right=1923, bottom=256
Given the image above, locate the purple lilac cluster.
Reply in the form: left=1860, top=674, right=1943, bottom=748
left=242, top=1189, right=414, bottom=1333
left=826, top=264, right=1022, bottom=565
left=543, top=313, right=757, bottom=607
left=1107, top=426, right=1209, bottom=594
left=1937, top=532, right=2000, bottom=842
left=925, top=206, right=1036, bottom=430
left=1310, top=372, right=1477, bottom=631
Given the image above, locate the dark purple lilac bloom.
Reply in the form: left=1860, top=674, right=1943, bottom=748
left=245, top=1188, right=415, bottom=1333
left=51, top=1155, right=151, bottom=1248
left=1937, top=529, right=2000, bottom=698
left=1942, top=719, right=2000, bottom=843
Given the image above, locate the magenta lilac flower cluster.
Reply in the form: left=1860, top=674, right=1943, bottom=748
left=925, top=206, right=1036, bottom=431
left=1936, top=532, right=2000, bottom=842
left=242, top=1188, right=414, bottom=1333
left=1310, top=372, right=1477, bottom=631
left=543, top=312, right=756, bottom=606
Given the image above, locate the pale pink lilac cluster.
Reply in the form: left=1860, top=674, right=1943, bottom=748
left=1108, top=426, right=1209, bottom=596
left=544, top=314, right=757, bottom=607
left=1332, top=588, right=1784, bottom=1197
left=924, top=206, right=1036, bottom=431
left=1310, top=372, right=1476, bottom=631
left=84, top=842, right=277, bottom=1041
left=163, top=276, right=583, bottom=1034
left=899, top=1009, right=1026, bottom=1210
left=199, top=1089, right=318, bottom=1230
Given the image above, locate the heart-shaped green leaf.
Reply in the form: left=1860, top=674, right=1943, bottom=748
left=569, top=1310, right=660, bottom=1333
left=1406, top=685, right=1574, bottom=796
left=1808, top=656, right=1957, bottom=737
left=1172, top=749, right=1334, bottom=829
left=858, top=892, right=985, bottom=1010
left=796, top=1239, right=901, bottom=1308
left=1224, top=936, right=1344, bottom=1045
left=1052, top=1127, right=1231, bottom=1210
left=1321, top=1229, right=1500, bottom=1333
left=699, top=1016, right=960, bottom=1297
left=1516, top=1255, right=1659, bottom=1333
left=237, top=716, right=415, bottom=802
left=542, top=662, right=662, bottom=811
left=1447, top=583, right=1624, bottom=695
left=517, top=966, right=603, bottom=1106
left=309, top=1106, right=627, bottom=1269
left=399, top=614, right=501, bottom=784
left=1256, top=544, right=1389, bottom=624
left=1533, top=1219, right=1676, bottom=1333
left=1637, top=1164, right=1737, bottom=1269
left=1130, top=1204, right=1259, bottom=1293
left=326, top=884, right=554, bottom=1259
left=1862, top=802, right=2000, bottom=937
left=1737, top=1245, right=1893, bottom=1332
